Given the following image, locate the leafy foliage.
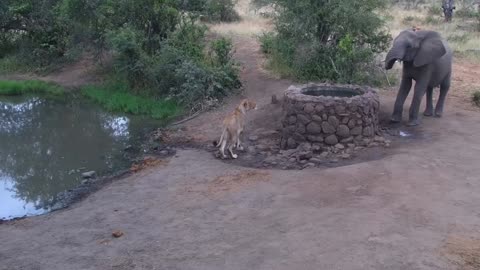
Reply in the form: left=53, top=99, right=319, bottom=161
left=0, top=0, right=242, bottom=116
left=259, top=0, right=391, bottom=84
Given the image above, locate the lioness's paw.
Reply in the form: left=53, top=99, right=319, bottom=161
left=232, top=154, right=238, bottom=159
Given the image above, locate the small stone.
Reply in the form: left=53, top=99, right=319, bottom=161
left=82, top=171, right=96, bottom=179
left=335, top=105, right=346, bottom=114
left=351, top=126, right=362, bottom=136
left=322, top=114, right=328, bottom=120
left=315, top=104, right=325, bottom=113
left=310, top=158, right=322, bottom=163
left=299, top=142, right=312, bottom=151
left=304, top=163, right=315, bottom=168
left=271, top=94, right=279, bottom=104
left=368, top=142, right=380, bottom=148
left=296, top=123, right=306, bottom=134
left=307, top=135, right=323, bottom=142
left=328, top=116, right=339, bottom=127
left=312, top=115, right=323, bottom=122
left=341, top=153, right=351, bottom=159
left=363, top=126, right=373, bottom=137
left=160, top=150, right=169, bottom=155
left=304, top=103, right=315, bottom=113
left=297, top=114, right=311, bottom=125
left=300, top=160, right=308, bottom=164
left=341, top=137, right=354, bottom=143
left=312, top=143, right=323, bottom=152
left=335, top=144, right=345, bottom=150
left=248, top=146, right=256, bottom=153
left=384, top=143, right=391, bottom=148
left=287, top=138, right=297, bottom=149
left=297, top=151, right=313, bottom=160
left=336, top=125, right=350, bottom=138
left=325, top=135, right=339, bottom=145
left=288, top=115, right=297, bottom=125
left=354, top=146, right=365, bottom=151
left=320, top=152, right=329, bottom=158
left=289, top=157, right=297, bottom=163
left=341, top=117, right=349, bottom=124
left=249, top=135, right=259, bottom=141
left=347, top=143, right=356, bottom=148
left=112, top=231, right=124, bottom=238
left=374, top=136, right=385, bottom=143
left=348, top=119, right=356, bottom=129
left=307, top=122, right=322, bottom=134
left=322, top=121, right=336, bottom=134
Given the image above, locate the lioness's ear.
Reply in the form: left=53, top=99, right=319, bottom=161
left=242, top=100, right=248, bottom=108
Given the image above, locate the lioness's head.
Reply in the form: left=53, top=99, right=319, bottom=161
left=240, top=99, right=257, bottom=111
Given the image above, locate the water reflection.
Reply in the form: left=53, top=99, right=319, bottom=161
left=0, top=96, right=159, bottom=220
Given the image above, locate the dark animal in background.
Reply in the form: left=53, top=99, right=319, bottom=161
left=442, top=0, right=456, bottom=22
left=385, top=30, right=453, bottom=126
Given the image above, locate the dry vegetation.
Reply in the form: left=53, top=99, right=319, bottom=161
left=208, top=0, right=273, bottom=36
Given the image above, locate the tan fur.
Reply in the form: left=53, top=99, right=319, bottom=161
left=215, top=99, right=257, bottom=159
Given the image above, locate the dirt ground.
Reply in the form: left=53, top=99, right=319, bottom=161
left=2, top=36, right=480, bottom=270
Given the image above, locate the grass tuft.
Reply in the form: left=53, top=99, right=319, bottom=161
left=0, top=80, right=64, bottom=96
left=81, top=84, right=183, bottom=120
left=473, top=91, right=480, bottom=107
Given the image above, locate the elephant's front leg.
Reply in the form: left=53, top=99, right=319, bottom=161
left=423, top=86, right=434, bottom=116
left=407, top=81, right=428, bottom=126
left=435, top=73, right=451, bottom=117
left=391, top=77, right=413, bottom=123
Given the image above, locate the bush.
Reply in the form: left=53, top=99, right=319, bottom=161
left=259, top=0, right=391, bottom=85
left=473, top=91, right=480, bottom=107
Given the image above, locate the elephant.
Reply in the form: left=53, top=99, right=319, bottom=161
left=385, top=29, right=453, bottom=126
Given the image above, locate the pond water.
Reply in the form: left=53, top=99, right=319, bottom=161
left=0, top=95, right=161, bottom=220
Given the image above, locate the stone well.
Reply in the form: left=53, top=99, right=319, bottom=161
left=280, top=83, right=380, bottom=149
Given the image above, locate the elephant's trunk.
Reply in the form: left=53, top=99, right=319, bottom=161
left=385, top=45, right=405, bottom=70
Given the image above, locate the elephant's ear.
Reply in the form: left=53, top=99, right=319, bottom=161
left=413, top=32, right=447, bottom=67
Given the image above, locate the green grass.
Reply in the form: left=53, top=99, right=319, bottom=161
left=0, top=80, right=64, bottom=96
left=81, top=84, right=183, bottom=120
left=473, top=91, right=480, bottom=107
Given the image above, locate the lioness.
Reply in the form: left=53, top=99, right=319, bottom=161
left=215, top=99, right=257, bottom=159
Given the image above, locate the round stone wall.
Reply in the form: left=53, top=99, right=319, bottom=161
left=280, top=83, right=380, bottom=149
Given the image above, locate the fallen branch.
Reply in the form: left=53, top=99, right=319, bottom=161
left=169, top=111, right=202, bottom=126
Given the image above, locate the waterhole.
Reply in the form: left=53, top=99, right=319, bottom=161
left=0, top=96, right=161, bottom=220
left=301, top=86, right=361, bottom=98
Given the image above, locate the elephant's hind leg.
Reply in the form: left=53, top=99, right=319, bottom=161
left=435, top=74, right=451, bottom=118
left=424, top=86, right=434, bottom=116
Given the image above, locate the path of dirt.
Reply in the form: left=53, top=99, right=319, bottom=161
left=2, top=36, right=480, bottom=270
left=0, top=54, right=101, bottom=88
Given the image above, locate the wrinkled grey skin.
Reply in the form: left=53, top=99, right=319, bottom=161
left=385, top=30, right=453, bottom=126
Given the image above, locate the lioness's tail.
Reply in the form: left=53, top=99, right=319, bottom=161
left=213, top=127, right=227, bottom=147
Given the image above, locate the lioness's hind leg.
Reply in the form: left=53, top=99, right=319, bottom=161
left=228, top=143, right=238, bottom=159
left=220, top=138, right=227, bottom=159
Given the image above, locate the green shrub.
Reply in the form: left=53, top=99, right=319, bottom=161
left=258, top=32, right=276, bottom=54
left=473, top=91, right=480, bottom=107
left=0, top=80, right=64, bottom=96
left=259, top=0, right=391, bottom=85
